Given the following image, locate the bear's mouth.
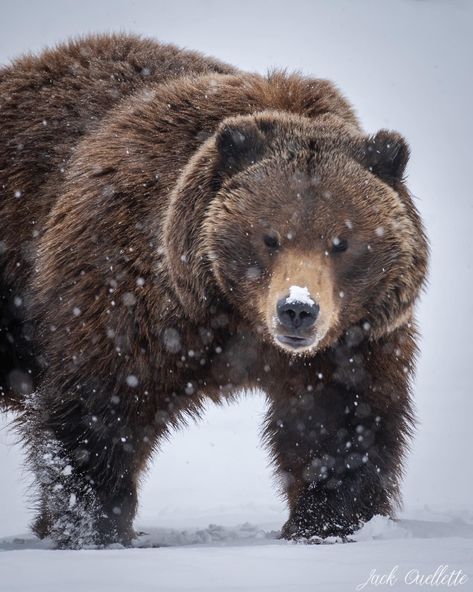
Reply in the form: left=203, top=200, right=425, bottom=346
left=275, top=334, right=316, bottom=350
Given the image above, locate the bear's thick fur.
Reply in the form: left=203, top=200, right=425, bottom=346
left=0, top=34, right=428, bottom=547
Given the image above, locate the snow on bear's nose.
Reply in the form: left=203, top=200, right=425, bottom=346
left=276, top=285, right=320, bottom=331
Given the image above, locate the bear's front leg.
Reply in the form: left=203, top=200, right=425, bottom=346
left=26, top=378, right=157, bottom=548
left=263, top=331, right=414, bottom=540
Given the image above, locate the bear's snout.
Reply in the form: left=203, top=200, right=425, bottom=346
left=276, top=294, right=319, bottom=331
left=263, top=253, right=337, bottom=353
left=274, top=287, right=319, bottom=350
left=276, top=286, right=320, bottom=349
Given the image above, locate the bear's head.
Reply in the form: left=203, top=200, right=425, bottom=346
left=164, top=111, right=428, bottom=355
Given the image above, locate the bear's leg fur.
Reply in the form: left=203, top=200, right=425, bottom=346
left=262, top=328, right=414, bottom=539
left=25, top=376, right=160, bottom=548
left=0, top=274, right=37, bottom=411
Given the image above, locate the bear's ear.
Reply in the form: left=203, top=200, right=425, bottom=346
left=215, top=119, right=268, bottom=179
left=359, top=130, right=410, bottom=186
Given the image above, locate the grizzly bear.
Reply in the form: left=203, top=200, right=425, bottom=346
left=0, top=34, right=428, bottom=548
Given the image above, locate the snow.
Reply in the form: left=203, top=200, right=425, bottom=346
left=126, top=375, right=139, bottom=388
left=0, top=515, right=472, bottom=591
left=1, top=0, right=473, bottom=590
left=286, top=285, right=315, bottom=306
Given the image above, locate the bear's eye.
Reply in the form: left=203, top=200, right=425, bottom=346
left=263, top=233, right=281, bottom=250
left=331, top=237, right=348, bottom=253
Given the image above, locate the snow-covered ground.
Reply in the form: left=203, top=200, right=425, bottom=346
left=1, top=1, right=472, bottom=590
left=1, top=518, right=472, bottom=592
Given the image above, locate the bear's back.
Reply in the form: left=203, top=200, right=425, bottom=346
left=0, top=34, right=235, bottom=283
left=0, top=34, right=235, bottom=406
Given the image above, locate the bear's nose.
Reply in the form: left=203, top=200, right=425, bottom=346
left=277, top=297, right=319, bottom=331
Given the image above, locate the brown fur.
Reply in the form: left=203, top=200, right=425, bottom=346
left=0, top=34, right=428, bottom=547
left=264, top=251, right=338, bottom=352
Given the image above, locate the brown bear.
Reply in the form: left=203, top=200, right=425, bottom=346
left=0, top=34, right=428, bottom=548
